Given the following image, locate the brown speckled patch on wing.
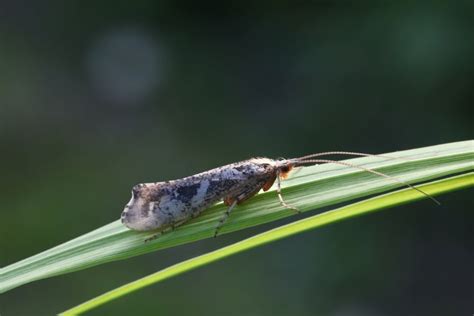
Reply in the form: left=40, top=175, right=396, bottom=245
left=224, top=180, right=267, bottom=206
left=236, top=186, right=263, bottom=205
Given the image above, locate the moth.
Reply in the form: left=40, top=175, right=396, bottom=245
left=121, top=152, right=438, bottom=241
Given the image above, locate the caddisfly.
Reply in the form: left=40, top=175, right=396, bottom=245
left=121, top=151, right=438, bottom=241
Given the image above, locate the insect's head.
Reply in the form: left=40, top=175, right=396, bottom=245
left=270, top=158, right=294, bottom=179
left=121, top=184, right=158, bottom=231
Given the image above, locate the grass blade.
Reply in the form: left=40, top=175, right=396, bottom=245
left=61, top=172, right=474, bottom=315
left=1, top=140, right=473, bottom=293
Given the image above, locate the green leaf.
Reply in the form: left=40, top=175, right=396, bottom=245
left=60, top=172, right=473, bottom=315
left=1, top=141, right=473, bottom=294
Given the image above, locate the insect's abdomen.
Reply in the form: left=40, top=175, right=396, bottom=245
left=121, top=158, right=277, bottom=231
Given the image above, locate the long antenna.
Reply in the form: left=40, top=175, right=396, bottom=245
left=290, top=158, right=440, bottom=205
left=294, top=151, right=402, bottom=161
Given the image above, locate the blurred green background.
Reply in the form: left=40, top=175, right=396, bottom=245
left=1, top=2, right=473, bottom=315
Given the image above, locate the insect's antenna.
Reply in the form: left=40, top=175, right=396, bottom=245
left=290, top=158, right=440, bottom=205
left=294, top=151, right=402, bottom=161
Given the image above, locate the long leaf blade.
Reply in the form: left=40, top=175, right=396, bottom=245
left=61, top=172, right=474, bottom=315
left=1, top=140, right=473, bottom=293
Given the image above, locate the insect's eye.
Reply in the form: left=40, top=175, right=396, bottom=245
left=281, top=166, right=290, bottom=173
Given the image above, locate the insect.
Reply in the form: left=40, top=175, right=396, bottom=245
left=121, top=152, right=439, bottom=241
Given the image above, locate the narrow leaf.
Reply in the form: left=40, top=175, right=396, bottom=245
left=1, top=140, right=473, bottom=293
left=61, top=172, right=473, bottom=315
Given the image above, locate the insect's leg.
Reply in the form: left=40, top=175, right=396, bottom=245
left=144, top=219, right=188, bottom=243
left=214, top=200, right=238, bottom=238
left=144, top=231, right=163, bottom=243
left=214, top=181, right=267, bottom=238
left=276, top=170, right=300, bottom=213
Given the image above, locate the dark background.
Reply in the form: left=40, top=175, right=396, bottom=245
left=1, top=2, right=472, bottom=315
